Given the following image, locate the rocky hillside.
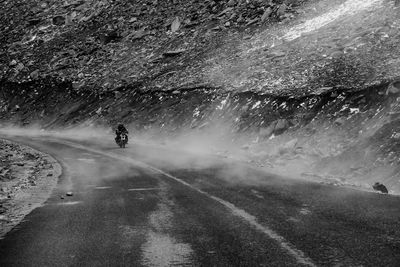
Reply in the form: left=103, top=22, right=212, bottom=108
left=2, top=0, right=400, bottom=193
left=0, top=0, right=309, bottom=93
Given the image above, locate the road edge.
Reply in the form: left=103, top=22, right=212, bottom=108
left=0, top=138, right=62, bottom=239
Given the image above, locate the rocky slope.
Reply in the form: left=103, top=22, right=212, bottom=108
left=0, top=0, right=309, bottom=93
left=2, top=0, right=400, bottom=193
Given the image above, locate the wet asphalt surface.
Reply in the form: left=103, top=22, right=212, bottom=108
left=1, top=137, right=400, bottom=266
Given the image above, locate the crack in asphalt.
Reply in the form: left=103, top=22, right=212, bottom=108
left=51, top=139, right=316, bottom=266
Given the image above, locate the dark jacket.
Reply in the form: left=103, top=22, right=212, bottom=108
left=116, top=124, right=128, bottom=136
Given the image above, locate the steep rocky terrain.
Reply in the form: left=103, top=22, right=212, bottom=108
left=2, top=0, right=400, bottom=193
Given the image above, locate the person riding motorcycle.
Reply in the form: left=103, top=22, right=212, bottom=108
left=115, top=123, right=129, bottom=144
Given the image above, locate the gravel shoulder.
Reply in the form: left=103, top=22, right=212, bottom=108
left=0, top=139, right=61, bottom=239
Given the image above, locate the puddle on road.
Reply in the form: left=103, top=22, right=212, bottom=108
left=141, top=184, right=193, bottom=266
left=141, top=231, right=193, bottom=267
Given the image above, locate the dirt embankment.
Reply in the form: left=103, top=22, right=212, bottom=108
left=0, top=139, right=61, bottom=238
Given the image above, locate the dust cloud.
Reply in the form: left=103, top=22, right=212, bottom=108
left=0, top=119, right=396, bottom=195
left=0, top=122, right=308, bottom=187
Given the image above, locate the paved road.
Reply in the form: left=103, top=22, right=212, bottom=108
left=1, top=136, right=400, bottom=266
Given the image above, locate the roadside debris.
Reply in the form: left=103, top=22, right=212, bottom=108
left=372, top=182, right=388, bottom=194
left=0, top=139, right=60, bottom=239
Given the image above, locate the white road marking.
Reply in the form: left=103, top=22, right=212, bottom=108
left=47, top=139, right=316, bottom=266
left=128, top=188, right=160, bottom=191
left=94, top=186, right=112, bottom=190
left=57, top=201, right=82, bottom=206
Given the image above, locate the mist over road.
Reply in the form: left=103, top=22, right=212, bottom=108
left=0, top=135, right=399, bottom=266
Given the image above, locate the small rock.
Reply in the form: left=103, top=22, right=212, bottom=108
left=386, top=81, right=400, bottom=95
left=393, top=133, right=400, bottom=139
left=266, top=50, right=286, bottom=59
left=372, top=182, right=388, bottom=194
left=277, top=4, right=288, bottom=17
left=218, top=7, right=233, bottom=17
left=227, top=0, right=236, bottom=7
left=30, top=70, right=39, bottom=79
left=72, top=81, right=85, bottom=90
left=171, top=17, right=181, bottom=33
left=241, top=145, right=250, bottom=150
left=52, top=15, right=66, bottom=26
left=163, top=49, right=186, bottom=57
left=246, top=18, right=259, bottom=26
left=261, top=7, right=272, bottom=22
left=282, top=138, right=298, bottom=150
left=99, top=31, right=122, bottom=44
left=9, top=60, right=17, bottom=66
left=334, top=117, right=346, bottom=126
left=15, top=63, right=24, bottom=72
left=66, top=192, right=73, bottom=196
left=259, top=125, right=274, bottom=139
left=60, top=195, right=65, bottom=199
left=274, top=119, right=290, bottom=134
left=47, top=173, right=53, bottom=177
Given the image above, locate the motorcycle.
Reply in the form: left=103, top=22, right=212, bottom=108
left=116, top=133, right=128, bottom=148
